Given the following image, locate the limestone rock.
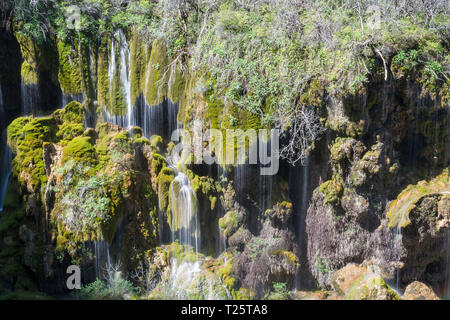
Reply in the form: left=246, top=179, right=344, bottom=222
left=331, top=264, right=400, bottom=300
left=403, top=281, right=439, bottom=300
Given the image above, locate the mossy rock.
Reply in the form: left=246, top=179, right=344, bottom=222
left=157, top=167, right=175, bottom=215
left=167, top=63, right=186, bottom=103
left=57, top=41, right=83, bottom=95
left=8, top=116, right=57, bottom=192
left=16, top=34, right=39, bottom=85
left=21, top=61, right=38, bottom=85
left=272, top=250, right=300, bottom=268
left=130, top=30, right=151, bottom=105
left=345, top=274, right=400, bottom=300
left=319, top=177, right=343, bottom=205
left=219, top=210, right=244, bottom=238
left=150, top=135, right=164, bottom=153
left=56, top=101, right=85, bottom=124
left=62, top=136, right=96, bottom=164
left=388, top=169, right=450, bottom=228
left=144, top=39, right=169, bottom=106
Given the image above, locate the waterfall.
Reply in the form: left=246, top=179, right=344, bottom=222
left=21, top=82, right=40, bottom=116
left=62, top=93, right=84, bottom=109
left=167, top=259, right=201, bottom=299
left=299, top=157, right=310, bottom=242
left=93, top=240, right=112, bottom=280
left=117, top=30, right=132, bottom=128
left=392, top=227, right=403, bottom=293
left=0, top=86, right=4, bottom=130
left=167, top=99, right=179, bottom=138
left=102, top=30, right=179, bottom=141
left=216, top=165, right=227, bottom=254
left=107, top=98, right=179, bottom=141
left=0, top=141, right=12, bottom=214
left=291, top=157, right=310, bottom=289
left=170, top=172, right=200, bottom=256
left=106, top=29, right=132, bottom=128
left=0, top=91, right=10, bottom=213
left=162, top=258, right=230, bottom=300
left=443, top=230, right=450, bottom=300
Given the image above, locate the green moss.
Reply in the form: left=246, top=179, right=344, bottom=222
left=388, top=169, right=450, bottom=228
left=319, top=176, right=343, bottom=205
left=16, top=34, right=39, bottom=85
left=157, top=167, right=175, bottom=215
left=167, top=63, right=185, bottom=103
left=219, top=210, right=243, bottom=237
left=130, top=31, right=150, bottom=105
left=8, top=116, right=57, bottom=192
left=345, top=274, right=401, bottom=300
left=7, top=117, right=31, bottom=152
left=232, top=288, right=255, bottom=300
left=330, top=137, right=357, bottom=164
left=144, top=39, right=168, bottom=106
left=56, top=122, right=85, bottom=144
left=272, top=250, right=300, bottom=268
left=217, top=254, right=237, bottom=291
left=164, top=242, right=201, bottom=263
left=58, top=101, right=85, bottom=123
left=97, top=37, right=127, bottom=116
left=21, top=61, right=38, bottom=85
left=150, top=135, right=164, bottom=153
left=57, top=41, right=83, bottom=95
left=112, top=131, right=129, bottom=142
left=97, top=37, right=110, bottom=112
left=151, top=152, right=166, bottom=177
left=62, top=136, right=96, bottom=164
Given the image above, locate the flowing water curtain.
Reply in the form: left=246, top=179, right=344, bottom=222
left=21, top=82, right=40, bottom=116
left=0, top=142, right=12, bottom=213
left=170, top=172, right=200, bottom=256
left=102, top=30, right=180, bottom=141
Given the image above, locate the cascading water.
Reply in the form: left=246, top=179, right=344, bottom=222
left=216, top=165, right=227, bottom=254
left=0, top=90, right=11, bottom=214
left=445, top=230, right=450, bottom=300
left=170, top=172, right=200, bottom=256
left=93, top=239, right=112, bottom=279
left=117, top=30, right=133, bottom=128
left=391, top=227, right=403, bottom=293
left=21, top=82, right=40, bottom=116
left=0, top=86, right=4, bottom=130
left=0, top=140, right=12, bottom=214
left=61, top=93, right=84, bottom=110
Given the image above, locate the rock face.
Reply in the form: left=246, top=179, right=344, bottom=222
left=0, top=102, right=165, bottom=293
left=403, top=281, right=439, bottom=300
left=331, top=264, right=400, bottom=300
left=222, top=199, right=300, bottom=298
left=0, top=10, right=449, bottom=300
left=305, top=77, right=450, bottom=293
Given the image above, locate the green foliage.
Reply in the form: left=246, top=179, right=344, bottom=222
left=265, top=282, right=290, bottom=300
left=71, top=276, right=137, bottom=300
left=53, top=161, right=116, bottom=235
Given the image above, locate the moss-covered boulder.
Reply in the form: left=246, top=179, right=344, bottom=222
left=388, top=169, right=450, bottom=228
left=331, top=264, right=400, bottom=300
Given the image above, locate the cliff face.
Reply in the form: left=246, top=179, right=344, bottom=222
left=0, top=16, right=448, bottom=300
left=305, top=78, right=449, bottom=292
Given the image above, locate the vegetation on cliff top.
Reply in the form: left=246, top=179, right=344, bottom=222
left=2, top=0, right=448, bottom=164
